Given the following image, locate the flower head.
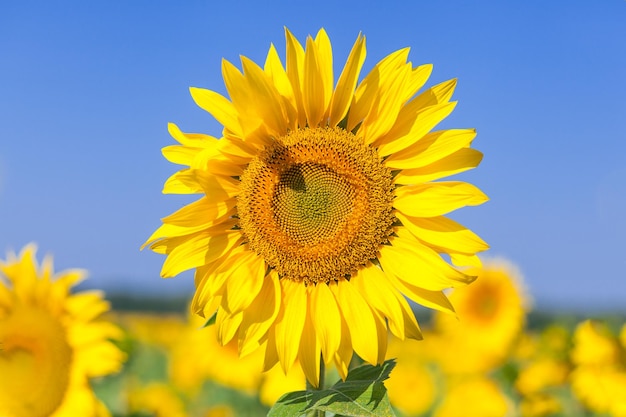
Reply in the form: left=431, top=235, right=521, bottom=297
left=0, top=244, right=125, bottom=417
left=432, top=258, right=528, bottom=374
left=145, top=28, right=488, bottom=386
left=570, top=320, right=626, bottom=416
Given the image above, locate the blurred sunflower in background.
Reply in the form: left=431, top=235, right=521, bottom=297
left=0, top=244, right=125, bottom=417
left=169, top=313, right=264, bottom=395
left=432, top=376, right=513, bottom=417
left=570, top=320, right=626, bottom=417
left=145, top=27, right=487, bottom=386
left=433, top=259, right=529, bottom=374
left=514, top=325, right=571, bottom=417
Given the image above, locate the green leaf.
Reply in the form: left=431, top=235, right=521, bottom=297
left=268, top=359, right=397, bottom=417
left=202, top=312, right=217, bottom=327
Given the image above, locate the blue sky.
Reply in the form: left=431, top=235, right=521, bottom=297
left=1, top=1, right=625, bottom=311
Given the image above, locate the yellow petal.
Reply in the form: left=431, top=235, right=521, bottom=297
left=264, top=43, right=298, bottom=130
left=302, top=36, right=326, bottom=127
left=221, top=59, right=269, bottom=142
left=353, top=264, right=405, bottom=340
left=239, top=270, right=281, bottom=357
left=274, top=279, right=307, bottom=373
left=396, top=213, right=489, bottom=255
left=161, top=145, right=203, bottom=166
left=143, top=215, right=236, bottom=247
left=159, top=229, right=241, bottom=278
left=450, top=253, right=483, bottom=268
left=347, top=48, right=410, bottom=132
left=162, top=169, right=203, bottom=194
left=161, top=196, right=235, bottom=227
left=384, top=128, right=477, bottom=170
left=216, top=308, right=243, bottom=345
left=411, top=78, right=457, bottom=109
left=201, top=157, right=246, bottom=177
left=190, top=170, right=240, bottom=199
left=333, top=279, right=379, bottom=365
left=404, top=63, right=433, bottom=101
left=263, top=326, right=279, bottom=372
left=329, top=33, right=366, bottom=126
left=372, top=310, right=388, bottom=364
left=394, top=148, right=484, bottom=184
left=284, top=27, right=306, bottom=128
left=206, top=244, right=250, bottom=296
left=167, top=122, right=219, bottom=146
left=392, top=289, right=423, bottom=340
left=378, top=236, right=474, bottom=291
left=394, top=181, right=488, bottom=217
left=332, top=314, right=353, bottom=381
left=189, top=87, right=242, bottom=136
left=241, top=55, right=289, bottom=137
left=0, top=283, right=11, bottom=309
left=222, top=251, right=266, bottom=314
left=310, top=282, right=341, bottom=364
left=192, top=261, right=222, bottom=316
left=361, top=63, right=411, bottom=144
left=314, top=28, right=333, bottom=121
left=65, top=292, right=109, bottom=322
left=376, top=102, right=457, bottom=156
left=385, top=269, right=456, bottom=317
left=217, top=135, right=257, bottom=161
left=298, top=302, right=321, bottom=387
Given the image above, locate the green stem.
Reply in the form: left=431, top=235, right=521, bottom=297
left=305, top=357, right=325, bottom=417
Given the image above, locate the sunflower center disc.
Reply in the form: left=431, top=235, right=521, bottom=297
left=238, top=127, right=395, bottom=284
left=274, top=163, right=355, bottom=245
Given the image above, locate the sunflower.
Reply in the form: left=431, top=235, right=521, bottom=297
left=169, top=312, right=264, bottom=394
left=432, top=376, right=512, bottom=417
left=570, top=320, right=626, bottom=416
left=145, top=28, right=488, bottom=386
left=385, top=337, right=438, bottom=416
left=127, top=382, right=187, bottom=417
left=0, top=244, right=125, bottom=417
left=432, top=258, right=528, bottom=374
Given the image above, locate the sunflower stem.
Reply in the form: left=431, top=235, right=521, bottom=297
left=305, top=357, right=325, bottom=417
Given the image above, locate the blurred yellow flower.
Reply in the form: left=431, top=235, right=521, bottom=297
left=127, top=382, right=187, bottom=417
left=433, top=259, right=528, bottom=374
left=571, top=319, right=621, bottom=367
left=432, top=376, right=512, bottom=417
left=259, top=362, right=306, bottom=407
left=385, top=337, right=437, bottom=416
left=519, top=394, right=562, bottom=417
left=516, top=357, right=568, bottom=398
left=514, top=325, right=571, bottom=417
left=0, top=244, right=125, bottom=417
left=570, top=320, right=626, bottom=417
left=145, top=26, right=487, bottom=387
left=114, top=312, right=186, bottom=349
left=203, top=404, right=236, bottom=417
left=169, top=313, right=264, bottom=394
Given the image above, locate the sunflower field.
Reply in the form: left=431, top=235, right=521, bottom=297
left=2, top=18, right=625, bottom=417
left=2, top=245, right=625, bottom=417
left=97, top=266, right=626, bottom=417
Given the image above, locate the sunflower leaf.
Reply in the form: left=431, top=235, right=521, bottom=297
left=202, top=312, right=217, bottom=327
left=268, top=359, right=397, bottom=417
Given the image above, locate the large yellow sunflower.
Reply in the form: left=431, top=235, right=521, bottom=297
left=0, top=244, right=125, bottom=417
left=145, top=28, right=488, bottom=386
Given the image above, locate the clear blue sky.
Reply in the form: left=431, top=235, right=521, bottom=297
left=1, top=1, right=625, bottom=311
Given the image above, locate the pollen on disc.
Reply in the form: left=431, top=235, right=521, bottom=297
left=238, top=127, right=395, bottom=284
left=273, top=163, right=356, bottom=246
